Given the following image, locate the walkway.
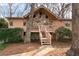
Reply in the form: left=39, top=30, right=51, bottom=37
left=11, top=45, right=70, bottom=56
left=11, top=45, right=55, bottom=56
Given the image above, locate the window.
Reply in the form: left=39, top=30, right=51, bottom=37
left=45, top=15, right=48, bottom=18
left=10, top=21, right=13, bottom=26
left=39, top=12, right=42, bottom=18
left=23, top=32, right=26, bottom=36
left=33, top=14, right=36, bottom=18
left=65, top=23, right=70, bottom=27
left=40, top=12, right=42, bottom=15
left=23, top=21, right=26, bottom=26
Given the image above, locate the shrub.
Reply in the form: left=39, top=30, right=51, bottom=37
left=0, top=28, right=23, bottom=43
left=0, top=18, right=8, bottom=28
left=0, top=44, right=7, bottom=50
left=55, top=27, right=72, bottom=42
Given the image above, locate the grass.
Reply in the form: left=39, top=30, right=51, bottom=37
left=0, top=44, right=7, bottom=50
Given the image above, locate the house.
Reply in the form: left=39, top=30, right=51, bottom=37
left=6, top=5, right=72, bottom=45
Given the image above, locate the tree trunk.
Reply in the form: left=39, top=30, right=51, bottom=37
left=24, top=21, right=31, bottom=43
left=24, top=3, right=35, bottom=43
left=66, top=3, right=79, bottom=56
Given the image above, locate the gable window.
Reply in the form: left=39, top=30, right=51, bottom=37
left=23, top=21, right=26, bottom=26
left=39, top=12, right=42, bottom=18
left=23, top=32, right=26, bottom=36
left=33, top=14, right=36, bottom=18
left=10, top=21, right=13, bottom=26
left=45, top=15, right=48, bottom=18
left=40, top=12, right=42, bottom=15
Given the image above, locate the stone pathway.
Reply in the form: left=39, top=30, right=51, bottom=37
left=11, top=50, right=37, bottom=56
left=34, top=45, right=55, bottom=56
left=11, top=45, right=55, bottom=56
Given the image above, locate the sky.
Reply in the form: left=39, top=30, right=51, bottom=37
left=0, top=3, right=31, bottom=17
left=0, top=3, right=72, bottom=19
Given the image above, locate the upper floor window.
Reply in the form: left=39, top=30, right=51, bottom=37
left=10, top=21, right=13, bottom=26
left=40, top=12, right=42, bottom=15
left=23, top=21, right=26, bottom=26
left=45, top=15, right=48, bottom=18
left=23, top=32, right=26, bottom=36
left=39, top=12, right=42, bottom=18
left=33, top=14, right=36, bottom=18
left=65, top=23, right=70, bottom=27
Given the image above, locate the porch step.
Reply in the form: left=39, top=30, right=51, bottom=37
left=38, top=25, right=51, bottom=45
left=41, top=39, right=50, bottom=45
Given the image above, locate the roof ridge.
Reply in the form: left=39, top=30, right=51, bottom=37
left=34, top=5, right=61, bottom=19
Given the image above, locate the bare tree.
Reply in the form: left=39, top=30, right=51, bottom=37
left=0, top=4, right=7, bottom=16
left=0, top=3, right=71, bottom=19
left=51, top=3, right=72, bottom=19
left=8, top=3, right=12, bottom=17
left=35, top=3, right=72, bottom=19
left=0, top=3, right=30, bottom=17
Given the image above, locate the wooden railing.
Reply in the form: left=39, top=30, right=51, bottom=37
left=45, top=27, right=51, bottom=44
left=30, top=25, right=53, bottom=32
left=38, top=25, right=52, bottom=45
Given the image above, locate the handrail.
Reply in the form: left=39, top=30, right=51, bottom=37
left=38, top=25, right=51, bottom=45
left=45, top=25, right=51, bottom=44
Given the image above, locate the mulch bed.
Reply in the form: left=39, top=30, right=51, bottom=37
left=0, top=42, right=40, bottom=56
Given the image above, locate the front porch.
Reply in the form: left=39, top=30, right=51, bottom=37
left=26, top=25, right=55, bottom=45
left=30, top=25, right=53, bottom=32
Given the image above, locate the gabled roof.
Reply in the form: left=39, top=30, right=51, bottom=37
left=24, top=5, right=60, bottom=20
left=34, top=5, right=61, bottom=19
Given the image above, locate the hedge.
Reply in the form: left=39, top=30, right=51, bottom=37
left=0, top=28, right=23, bottom=43
left=55, top=27, right=72, bottom=42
